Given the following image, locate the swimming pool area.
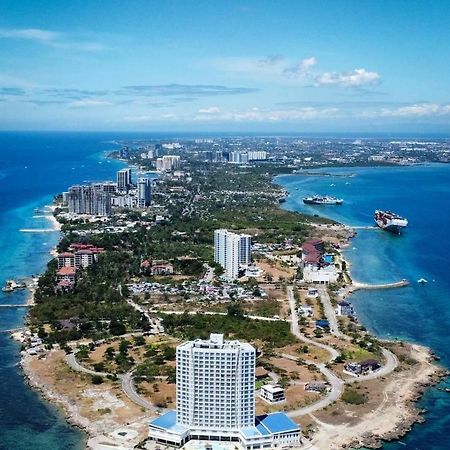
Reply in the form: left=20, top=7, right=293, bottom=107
left=323, top=254, right=334, bottom=264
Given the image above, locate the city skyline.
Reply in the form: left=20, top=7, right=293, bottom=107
left=1, top=0, right=450, bottom=132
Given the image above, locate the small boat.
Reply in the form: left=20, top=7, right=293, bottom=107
left=2, top=280, right=27, bottom=292
left=417, top=278, right=428, bottom=284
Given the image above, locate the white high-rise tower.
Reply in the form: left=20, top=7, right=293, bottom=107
left=176, top=333, right=255, bottom=429
left=214, top=229, right=252, bottom=279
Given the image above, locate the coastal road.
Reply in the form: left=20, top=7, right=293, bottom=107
left=121, top=370, right=161, bottom=412
left=287, top=286, right=340, bottom=360
left=65, top=352, right=111, bottom=377
left=317, top=286, right=345, bottom=339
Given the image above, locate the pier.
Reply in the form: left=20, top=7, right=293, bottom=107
left=19, top=228, right=56, bottom=233
left=351, top=279, right=410, bottom=291
left=0, top=304, right=31, bottom=308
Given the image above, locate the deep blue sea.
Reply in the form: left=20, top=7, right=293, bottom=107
left=1, top=133, right=449, bottom=450
left=0, top=132, right=136, bottom=450
left=277, top=165, right=450, bottom=450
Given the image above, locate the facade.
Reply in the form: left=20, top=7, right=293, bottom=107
left=148, top=334, right=301, bottom=449
left=137, top=177, right=152, bottom=208
left=247, top=151, right=268, bottom=161
left=117, top=168, right=132, bottom=192
left=260, top=385, right=286, bottom=404
left=214, top=229, right=252, bottom=279
left=156, top=155, right=181, bottom=172
left=67, top=185, right=111, bottom=216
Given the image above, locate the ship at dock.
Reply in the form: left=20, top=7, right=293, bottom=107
left=374, top=210, right=408, bottom=234
left=303, top=195, right=343, bottom=205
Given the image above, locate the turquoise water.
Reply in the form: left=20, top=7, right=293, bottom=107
left=277, top=164, right=450, bottom=449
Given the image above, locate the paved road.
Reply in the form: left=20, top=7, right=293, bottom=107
left=347, top=347, right=398, bottom=383
left=121, top=370, right=160, bottom=411
left=65, top=352, right=111, bottom=377
left=285, top=286, right=343, bottom=417
left=162, top=309, right=282, bottom=322
left=317, top=286, right=344, bottom=339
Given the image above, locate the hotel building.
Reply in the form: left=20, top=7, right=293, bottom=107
left=149, top=334, right=301, bottom=449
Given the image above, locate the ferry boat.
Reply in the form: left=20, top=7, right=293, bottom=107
left=303, top=195, right=343, bottom=205
left=374, top=210, right=408, bottom=234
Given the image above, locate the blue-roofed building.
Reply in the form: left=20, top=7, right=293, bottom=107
left=148, top=334, right=301, bottom=449
left=315, top=319, right=330, bottom=330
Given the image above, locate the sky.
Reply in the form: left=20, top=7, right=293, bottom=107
left=1, top=0, right=450, bottom=133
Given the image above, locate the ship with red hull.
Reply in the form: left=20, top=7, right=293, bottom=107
left=374, top=210, right=408, bottom=234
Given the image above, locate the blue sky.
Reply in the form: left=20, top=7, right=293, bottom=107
left=1, top=0, right=450, bottom=132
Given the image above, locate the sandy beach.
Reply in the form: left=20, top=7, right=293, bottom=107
left=45, top=205, right=62, bottom=231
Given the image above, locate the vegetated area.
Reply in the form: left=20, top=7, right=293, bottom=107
left=28, top=160, right=333, bottom=346
left=161, top=303, right=296, bottom=350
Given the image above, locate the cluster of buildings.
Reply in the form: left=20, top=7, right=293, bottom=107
left=64, top=168, right=152, bottom=216
left=229, top=151, right=268, bottom=165
left=149, top=333, right=300, bottom=450
left=55, top=243, right=104, bottom=290
left=156, top=155, right=181, bottom=172
left=214, top=229, right=252, bottom=279
left=300, top=239, right=339, bottom=284
left=140, top=259, right=174, bottom=276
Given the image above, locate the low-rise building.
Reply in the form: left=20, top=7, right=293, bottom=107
left=344, top=359, right=381, bottom=377
left=260, top=384, right=286, bottom=404
left=337, top=300, right=354, bottom=317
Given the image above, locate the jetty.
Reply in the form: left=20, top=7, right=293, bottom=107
left=0, top=304, right=31, bottom=308
left=19, top=228, right=56, bottom=233
left=351, top=279, right=410, bottom=291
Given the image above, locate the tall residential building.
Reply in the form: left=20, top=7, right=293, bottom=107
left=67, top=185, right=111, bottom=216
left=148, top=334, right=301, bottom=449
left=137, top=177, right=152, bottom=208
left=117, top=168, right=132, bottom=191
left=214, top=229, right=252, bottom=279
left=156, top=155, right=181, bottom=172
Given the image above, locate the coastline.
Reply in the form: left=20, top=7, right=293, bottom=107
left=15, top=162, right=447, bottom=450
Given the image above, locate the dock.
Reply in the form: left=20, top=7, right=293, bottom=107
left=19, top=228, right=56, bottom=233
left=351, top=279, right=410, bottom=291
left=0, top=304, right=31, bottom=308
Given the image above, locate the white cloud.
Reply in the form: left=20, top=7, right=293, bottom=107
left=315, top=68, right=380, bottom=87
left=379, top=103, right=450, bottom=117
left=0, top=28, right=106, bottom=52
left=283, top=57, right=317, bottom=77
left=198, top=106, right=221, bottom=114
left=194, top=106, right=339, bottom=122
left=214, top=55, right=317, bottom=80
left=69, top=99, right=112, bottom=108
left=0, top=28, right=60, bottom=42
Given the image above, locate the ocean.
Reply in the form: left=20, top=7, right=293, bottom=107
left=0, top=133, right=449, bottom=450
left=277, top=164, right=450, bottom=450
left=0, top=132, right=132, bottom=450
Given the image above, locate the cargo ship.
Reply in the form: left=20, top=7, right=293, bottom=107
left=374, top=210, right=408, bottom=234
left=303, top=195, right=343, bottom=205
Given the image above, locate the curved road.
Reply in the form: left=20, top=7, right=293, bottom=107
left=286, top=286, right=343, bottom=417
left=285, top=285, right=398, bottom=417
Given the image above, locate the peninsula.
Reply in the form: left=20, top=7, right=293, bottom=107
left=16, top=137, right=447, bottom=450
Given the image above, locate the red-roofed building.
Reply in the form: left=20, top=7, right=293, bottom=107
left=57, top=252, right=75, bottom=269
left=56, top=266, right=77, bottom=284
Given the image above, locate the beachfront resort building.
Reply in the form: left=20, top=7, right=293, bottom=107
left=67, top=184, right=112, bottom=216
left=301, top=239, right=340, bottom=284
left=214, top=229, right=252, bottom=279
left=148, top=333, right=301, bottom=449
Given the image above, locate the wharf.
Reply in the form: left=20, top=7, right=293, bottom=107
left=351, top=279, right=410, bottom=291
